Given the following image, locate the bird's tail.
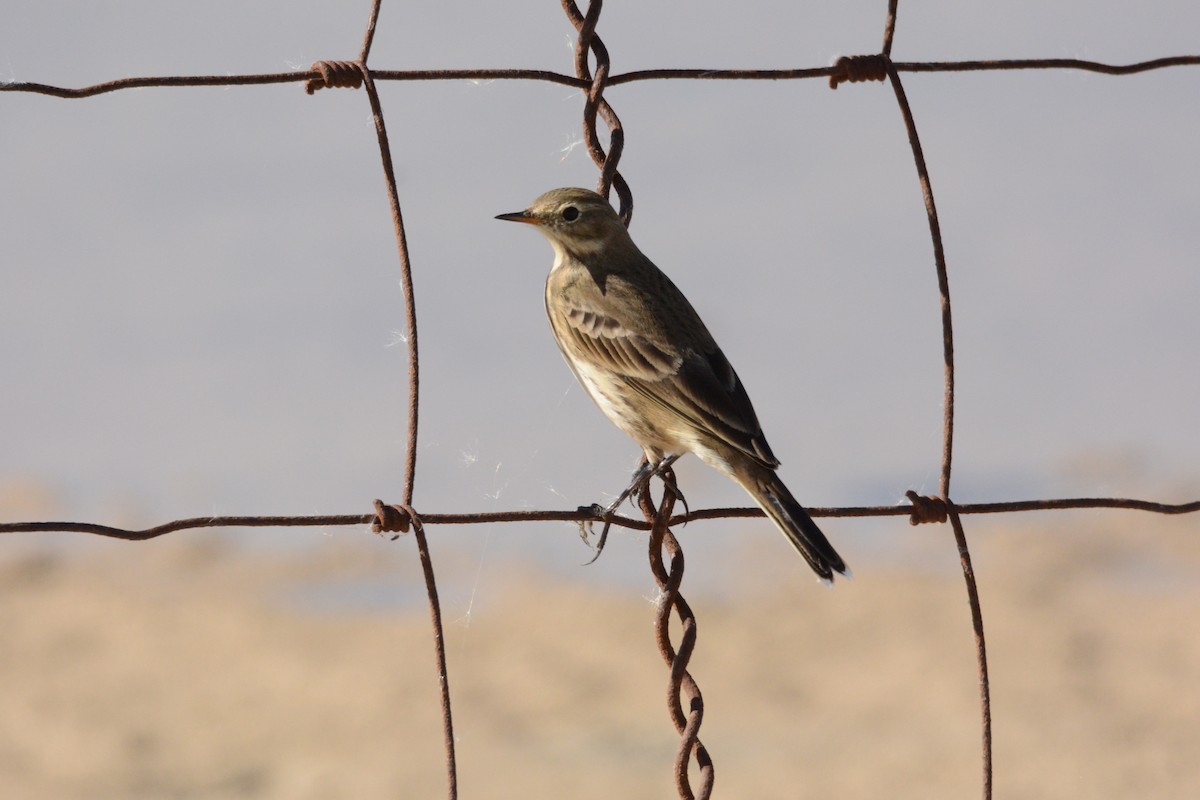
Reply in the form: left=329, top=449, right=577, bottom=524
left=735, top=467, right=848, bottom=583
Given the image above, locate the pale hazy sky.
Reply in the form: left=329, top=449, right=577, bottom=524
left=2, top=1, right=1197, bottom=578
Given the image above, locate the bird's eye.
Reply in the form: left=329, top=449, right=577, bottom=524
left=561, top=206, right=580, bottom=222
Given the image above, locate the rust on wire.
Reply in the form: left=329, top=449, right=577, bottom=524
left=562, top=0, right=633, bottom=225
left=881, top=0, right=899, bottom=57
left=2, top=496, right=1197, bottom=541
left=641, top=470, right=714, bottom=800
left=906, top=492, right=949, bottom=526
left=305, top=60, right=364, bottom=94
left=821, top=3, right=990, bottom=789
left=6, top=56, right=1200, bottom=101
left=303, top=1, right=455, bottom=796
left=949, top=505, right=992, bottom=798
left=891, top=55, right=1200, bottom=76
left=372, top=498, right=411, bottom=537
left=828, top=54, right=890, bottom=89
left=825, top=31, right=994, bottom=799
left=880, top=52, right=996, bottom=794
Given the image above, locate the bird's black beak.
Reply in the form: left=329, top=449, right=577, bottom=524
left=495, top=210, right=540, bottom=225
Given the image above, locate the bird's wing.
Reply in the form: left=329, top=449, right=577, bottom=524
left=556, top=304, right=682, bottom=381
left=553, top=294, right=779, bottom=469
left=628, top=344, right=780, bottom=469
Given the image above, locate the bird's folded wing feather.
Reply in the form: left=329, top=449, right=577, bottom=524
left=556, top=300, right=780, bottom=469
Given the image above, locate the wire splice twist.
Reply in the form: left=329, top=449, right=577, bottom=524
left=372, top=498, right=415, bottom=538
left=906, top=490, right=950, bottom=525
left=306, top=60, right=365, bottom=94
left=829, top=54, right=891, bottom=89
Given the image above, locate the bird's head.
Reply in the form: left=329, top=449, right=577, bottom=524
left=496, top=187, right=628, bottom=258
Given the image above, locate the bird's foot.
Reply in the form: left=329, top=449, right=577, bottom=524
left=603, top=458, right=657, bottom=515
left=579, top=455, right=692, bottom=564
left=577, top=503, right=613, bottom=565
left=634, top=455, right=687, bottom=519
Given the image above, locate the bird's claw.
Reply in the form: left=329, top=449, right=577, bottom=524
left=577, top=503, right=612, bottom=565
left=580, top=455, right=688, bottom=564
left=659, top=473, right=690, bottom=521
left=576, top=504, right=603, bottom=545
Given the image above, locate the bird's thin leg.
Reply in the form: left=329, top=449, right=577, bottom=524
left=579, top=456, right=652, bottom=564
left=580, top=455, right=688, bottom=564
left=606, top=457, right=657, bottom=515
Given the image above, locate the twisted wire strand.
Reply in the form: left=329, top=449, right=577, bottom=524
left=563, top=0, right=632, bottom=224
left=642, top=473, right=714, bottom=800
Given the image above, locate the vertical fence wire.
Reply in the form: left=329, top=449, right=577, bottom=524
left=346, top=1, right=455, bottom=795
left=883, top=58, right=992, bottom=800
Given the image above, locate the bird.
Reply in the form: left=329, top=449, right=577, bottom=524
left=497, top=187, right=848, bottom=582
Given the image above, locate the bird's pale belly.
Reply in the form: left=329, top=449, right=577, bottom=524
left=571, top=361, right=679, bottom=461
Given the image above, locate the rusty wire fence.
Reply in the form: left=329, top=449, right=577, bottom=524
left=4, top=1, right=1200, bottom=798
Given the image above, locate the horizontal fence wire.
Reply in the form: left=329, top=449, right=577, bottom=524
left=3, top=1, right=1199, bottom=799
left=3, top=497, right=1198, bottom=541
left=6, top=57, right=1200, bottom=99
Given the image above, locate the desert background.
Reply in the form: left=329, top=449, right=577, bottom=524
left=2, top=500, right=1198, bottom=799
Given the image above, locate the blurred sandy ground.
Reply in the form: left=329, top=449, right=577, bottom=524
left=1, top=503, right=1197, bottom=799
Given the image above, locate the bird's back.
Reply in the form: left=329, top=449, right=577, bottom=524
left=545, top=249, right=778, bottom=471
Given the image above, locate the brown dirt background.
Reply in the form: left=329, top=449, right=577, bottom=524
left=1, top=511, right=1197, bottom=799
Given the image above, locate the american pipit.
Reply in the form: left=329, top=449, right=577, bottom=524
left=498, top=187, right=847, bottom=582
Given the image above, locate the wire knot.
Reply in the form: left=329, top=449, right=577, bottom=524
left=372, top=498, right=417, bottom=539
left=829, top=54, right=891, bottom=89
left=905, top=490, right=949, bottom=525
left=305, top=60, right=365, bottom=95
